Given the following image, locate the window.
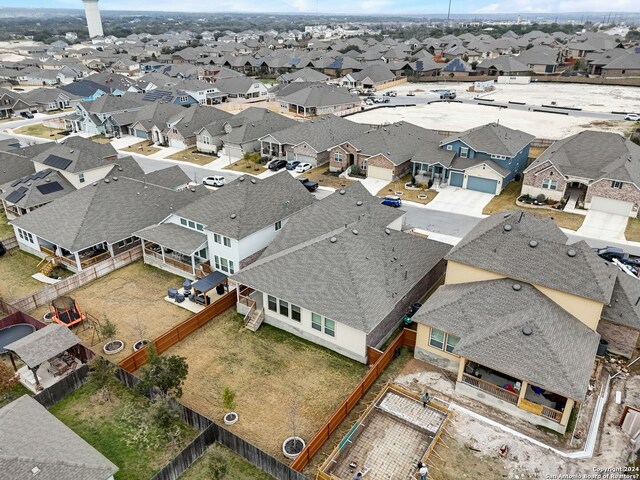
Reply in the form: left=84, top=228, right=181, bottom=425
left=312, top=313, right=322, bottom=331
left=275, top=221, right=282, bottom=231
left=446, top=145, right=453, bottom=151
left=17, top=228, right=34, bottom=244
left=214, top=233, right=221, bottom=244
left=542, top=179, right=557, bottom=190
left=180, top=218, right=187, bottom=226
left=279, top=300, right=289, bottom=317
left=334, top=151, right=344, bottom=162
left=79, top=172, right=85, bottom=183
left=324, top=318, right=335, bottom=337
left=268, top=295, right=277, bottom=312
left=445, top=334, right=460, bottom=353
left=179, top=96, right=188, bottom=102
left=202, top=135, right=210, bottom=145
left=223, top=237, right=231, bottom=247
left=214, top=255, right=235, bottom=274
left=460, top=147, right=469, bottom=158
left=197, top=247, right=207, bottom=259
left=196, top=224, right=204, bottom=232
left=188, top=220, right=195, bottom=229
left=291, top=304, right=301, bottom=322
left=429, top=328, right=445, bottom=349
left=612, top=181, right=623, bottom=189
left=491, top=154, right=508, bottom=161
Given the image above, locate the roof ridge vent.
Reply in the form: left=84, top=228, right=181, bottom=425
left=512, top=283, right=521, bottom=291
left=352, top=229, right=358, bottom=235
left=384, top=228, right=391, bottom=235
left=356, top=200, right=363, bottom=206
left=567, top=248, right=576, bottom=257
left=251, top=178, right=256, bottom=184
left=230, top=213, right=237, bottom=219
left=339, top=189, right=346, bottom=195
left=104, top=178, right=110, bottom=183
left=239, top=176, right=245, bottom=181
left=529, top=240, right=538, bottom=248
left=330, top=236, right=337, bottom=243
left=522, top=325, right=533, bottom=336
left=503, top=224, right=512, bottom=232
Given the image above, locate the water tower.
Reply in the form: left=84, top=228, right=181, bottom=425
left=83, top=0, right=104, bottom=38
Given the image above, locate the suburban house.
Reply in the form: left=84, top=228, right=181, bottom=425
left=259, top=114, right=370, bottom=167
left=516, top=46, right=560, bottom=74
left=276, top=83, right=361, bottom=118
left=10, top=165, right=200, bottom=272
left=21, top=87, right=82, bottom=113
left=137, top=171, right=314, bottom=279
left=277, top=68, right=329, bottom=84
left=339, top=64, right=399, bottom=90
left=522, top=131, right=640, bottom=217
left=412, top=123, right=535, bottom=195
left=28, top=137, right=118, bottom=189
left=213, top=76, right=269, bottom=101
left=1, top=169, right=76, bottom=219
left=73, top=94, right=146, bottom=135
left=475, top=56, right=531, bottom=76
left=412, top=211, right=635, bottom=434
left=231, top=182, right=451, bottom=361
left=0, top=395, right=119, bottom=480
left=601, top=53, right=640, bottom=78
left=0, top=88, right=35, bottom=118
left=196, top=107, right=296, bottom=158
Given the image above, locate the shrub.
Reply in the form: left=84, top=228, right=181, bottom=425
left=0, top=361, right=18, bottom=395
left=136, top=343, right=189, bottom=399
left=411, top=175, right=416, bottom=186
left=536, top=193, right=546, bottom=203
left=427, top=179, right=434, bottom=189
left=350, top=165, right=364, bottom=177
left=208, top=449, right=229, bottom=480
left=222, top=386, right=236, bottom=411
left=99, top=318, right=117, bottom=342
left=88, top=357, right=117, bottom=402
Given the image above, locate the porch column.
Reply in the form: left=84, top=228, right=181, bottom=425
left=74, top=252, right=81, bottom=271
left=160, top=246, right=165, bottom=263
left=516, top=380, right=528, bottom=407
left=8, top=351, right=17, bottom=372
left=107, top=243, right=115, bottom=257
left=560, top=399, right=575, bottom=427
left=191, top=255, right=196, bottom=277
left=457, top=358, right=466, bottom=383
left=31, top=365, right=43, bottom=391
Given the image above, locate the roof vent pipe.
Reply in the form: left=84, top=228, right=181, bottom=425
left=529, top=240, right=538, bottom=248
left=503, top=224, right=512, bottom=232
left=567, top=249, right=576, bottom=257
left=522, top=325, right=533, bottom=336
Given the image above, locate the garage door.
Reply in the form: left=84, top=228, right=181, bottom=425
left=295, top=153, right=316, bottom=167
left=466, top=176, right=498, bottom=194
left=134, top=129, right=147, bottom=139
left=367, top=165, right=393, bottom=181
left=169, top=138, right=187, bottom=149
left=449, top=171, right=464, bottom=187
left=590, top=196, right=634, bottom=216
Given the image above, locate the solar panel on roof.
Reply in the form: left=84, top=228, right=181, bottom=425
left=36, top=182, right=64, bottom=195
left=5, top=186, right=28, bottom=204
left=43, top=154, right=72, bottom=170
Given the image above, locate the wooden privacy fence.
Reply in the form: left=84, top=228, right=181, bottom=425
left=290, top=328, right=417, bottom=472
left=0, top=235, right=17, bottom=249
left=10, top=246, right=142, bottom=312
left=119, top=289, right=237, bottom=372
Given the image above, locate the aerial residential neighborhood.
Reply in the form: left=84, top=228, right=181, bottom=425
left=0, top=3, right=640, bottom=480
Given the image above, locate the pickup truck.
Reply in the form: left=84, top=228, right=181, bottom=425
left=298, top=177, right=319, bottom=192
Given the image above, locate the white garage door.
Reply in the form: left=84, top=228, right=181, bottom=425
left=590, top=196, right=634, bottom=216
left=295, top=153, right=316, bottom=167
left=367, top=165, right=393, bottom=181
left=169, top=138, right=187, bottom=149
left=225, top=145, right=244, bottom=161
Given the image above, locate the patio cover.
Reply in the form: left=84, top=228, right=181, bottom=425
left=4, top=324, right=80, bottom=368
left=136, top=223, right=207, bottom=254
left=192, top=271, right=228, bottom=293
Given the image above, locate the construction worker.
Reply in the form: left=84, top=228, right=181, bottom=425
left=419, top=464, right=429, bottom=480
left=421, top=391, right=430, bottom=407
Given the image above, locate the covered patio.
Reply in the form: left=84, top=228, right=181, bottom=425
left=4, top=323, right=90, bottom=392
left=137, top=223, right=209, bottom=279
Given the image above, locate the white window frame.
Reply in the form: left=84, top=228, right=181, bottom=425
left=612, top=181, right=623, bottom=189
left=334, top=151, right=343, bottom=162
left=267, top=295, right=277, bottom=312
left=324, top=318, right=335, bottom=337
left=202, top=135, right=210, bottom=145
left=460, top=147, right=469, bottom=158
left=214, top=255, right=235, bottom=274
left=223, top=236, right=231, bottom=247
left=446, top=145, right=453, bottom=151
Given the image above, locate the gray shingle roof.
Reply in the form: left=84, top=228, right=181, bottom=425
left=0, top=151, right=35, bottom=186
left=413, top=279, right=600, bottom=400
left=0, top=169, right=76, bottom=209
left=447, top=211, right=617, bottom=304
left=0, top=395, right=119, bottom=480
left=449, top=156, right=510, bottom=177
left=174, top=171, right=314, bottom=240
left=477, top=55, right=530, bottom=73
left=11, top=177, right=208, bottom=252
left=602, top=271, right=640, bottom=329
left=524, top=131, right=640, bottom=186
left=29, top=136, right=118, bottom=174
left=441, top=123, right=535, bottom=157
left=278, top=83, right=360, bottom=108
left=136, top=222, right=206, bottom=254
left=220, top=108, right=297, bottom=145
left=4, top=324, right=80, bottom=368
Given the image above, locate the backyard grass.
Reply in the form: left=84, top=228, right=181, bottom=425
left=156, top=310, right=368, bottom=458
left=30, top=261, right=191, bottom=363
left=49, top=380, right=197, bottom=480
left=0, top=369, right=30, bottom=409
left=0, top=210, right=12, bottom=239
left=376, top=173, right=438, bottom=205
left=168, top=147, right=217, bottom=166
left=224, top=158, right=267, bottom=175
left=626, top=217, right=640, bottom=242
left=528, top=145, right=549, bottom=159
left=0, top=249, right=45, bottom=302
left=180, top=443, right=274, bottom=480
left=89, top=134, right=113, bottom=144
left=121, top=140, right=161, bottom=156
left=14, top=123, right=66, bottom=140
left=483, top=180, right=585, bottom=231
left=305, top=164, right=354, bottom=190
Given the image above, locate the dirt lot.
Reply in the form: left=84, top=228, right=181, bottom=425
left=89, top=135, right=112, bottom=145
left=0, top=249, right=45, bottom=302
left=155, top=310, right=368, bottom=459
left=14, top=124, right=66, bottom=140
left=168, top=147, right=217, bottom=166
left=30, top=262, right=191, bottom=363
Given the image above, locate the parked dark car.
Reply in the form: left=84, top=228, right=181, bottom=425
left=268, top=159, right=287, bottom=171
left=286, top=160, right=300, bottom=170
left=594, top=246, right=625, bottom=262
left=298, top=178, right=319, bottom=192
left=20, top=111, right=34, bottom=119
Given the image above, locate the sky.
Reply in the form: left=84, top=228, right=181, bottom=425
left=2, top=0, right=639, bottom=15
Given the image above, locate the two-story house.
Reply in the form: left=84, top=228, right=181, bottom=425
left=413, top=211, right=640, bottom=434
left=411, top=123, right=535, bottom=195
left=73, top=94, right=146, bottom=135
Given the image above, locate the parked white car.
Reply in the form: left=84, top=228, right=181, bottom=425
left=625, top=113, right=640, bottom=121
left=202, top=175, right=225, bottom=187
left=295, top=163, right=312, bottom=173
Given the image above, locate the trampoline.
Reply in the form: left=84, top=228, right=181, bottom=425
left=50, top=296, right=85, bottom=327
left=0, top=323, right=36, bottom=354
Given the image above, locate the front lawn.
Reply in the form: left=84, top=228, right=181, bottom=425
left=483, top=180, right=585, bottom=231
left=224, top=158, right=267, bottom=175
left=49, top=380, right=197, bottom=480
left=167, top=147, right=217, bottom=165
left=89, top=134, right=113, bottom=145
left=0, top=249, right=45, bottom=302
left=376, top=173, right=438, bottom=205
left=180, top=443, right=273, bottom=480
left=14, top=123, right=66, bottom=140
left=626, top=217, right=640, bottom=242
left=121, top=140, right=161, bottom=156
left=305, top=164, right=353, bottom=190
left=0, top=210, right=12, bottom=239
left=156, top=310, right=368, bottom=458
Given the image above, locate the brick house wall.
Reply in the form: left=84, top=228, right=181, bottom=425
left=291, top=142, right=324, bottom=166
left=585, top=179, right=640, bottom=213
left=329, top=143, right=358, bottom=172
left=522, top=162, right=567, bottom=201
left=366, top=153, right=411, bottom=178
left=597, top=319, right=640, bottom=358
left=603, top=68, right=640, bottom=78
left=166, top=130, right=196, bottom=147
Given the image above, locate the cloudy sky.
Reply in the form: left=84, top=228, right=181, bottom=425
left=3, top=0, right=639, bottom=14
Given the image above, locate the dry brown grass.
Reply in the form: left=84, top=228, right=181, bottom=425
left=0, top=250, right=44, bottom=302
left=305, top=164, right=354, bottom=190
left=528, top=146, right=549, bottom=159
left=377, top=174, right=439, bottom=205
left=168, top=147, right=217, bottom=166
left=14, top=124, right=66, bottom=140
left=155, top=310, right=368, bottom=458
left=626, top=217, right=640, bottom=242
left=30, top=262, right=191, bottom=363
left=121, top=140, right=161, bottom=156
left=89, top=135, right=112, bottom=145
left=483, top=180, right=585, bottom=231
left=224, top=159, right=267, bottom=175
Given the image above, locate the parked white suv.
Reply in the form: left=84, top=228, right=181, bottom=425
left=202, top=175, right=225, bottom=187
left=625, top=113, right=640, bottom=121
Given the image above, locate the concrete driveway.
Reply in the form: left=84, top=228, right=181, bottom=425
left=423, top=187, right=494, bottom=217
left=361, top=177, right=390, bottom=195
left=576, top=210, right=628, bottom=241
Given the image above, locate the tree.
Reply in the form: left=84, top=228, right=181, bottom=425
left=0, top=361, right=18, bottom=395
left=207, top=449, right=229, bottom=480
left=338, top=45, right=363, bottom=54
left=100, top=318, right=117, bottom=342
left=88, top=357, right=117, bottom=402
left=136, top=343, right=188, bottom=398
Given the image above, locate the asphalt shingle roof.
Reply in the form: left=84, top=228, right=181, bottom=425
left=5, top=324, right=80, bottom=368
left=441, top=123, right=535, bottom=157
left=277, top=83, right=360, bottom=108
left=136, top=222, right=207, bottom=254
left=29, top=136, right=117, bottom=174
left=602, top=271, right=640, bottom=329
